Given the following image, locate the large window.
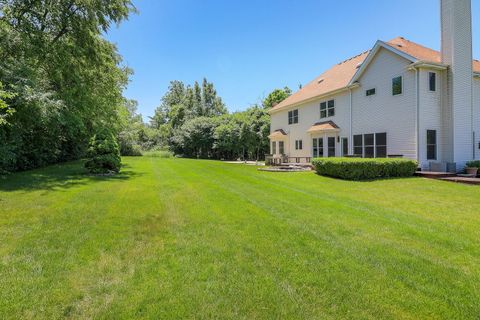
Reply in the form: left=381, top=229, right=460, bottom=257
left=320, top=100, right=335, bottom=118
left=342, top=138, right=348, bottom=156
left=312, top=138, right=324, bottom=158
left=353, top=133, right=387, bottom=158
left=392, top=76, right=402, bottom=95
left=353, top=135, right=363, bottom=156
left=364, top=134, right=375, bottom=158
left=279, top=141, right=285, bottom=155
left=328, top=137, right=336, bottom=157
left=288, top=109, right=298, bottom=124
left=271, top=141, right=276, bottom=155
left=427, top=130, right=437, bottom=160
left=295, top=140, right=303, bottom=150
left=375, top=133, right=387, bottom=158
left=429, top=72, right=436, bottom=92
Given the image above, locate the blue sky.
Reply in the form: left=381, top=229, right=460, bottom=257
left=106, top=0, right=480, bottom=120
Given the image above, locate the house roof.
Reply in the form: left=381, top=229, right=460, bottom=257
left=307, top=121, right=340, bottom=133
left=268, top=129, right=287, bottom=139
left=270, top=37, right=480, bottom=113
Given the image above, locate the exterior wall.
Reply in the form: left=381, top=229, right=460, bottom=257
left=418, top=68, right=444, bottom=168
left=441, top=0, right=474, bottom=168
left=352, top=48, right=417, bottom=159
left=270, top=91, right=351, bottom=159
left=474, top=77, right=480, bottom=160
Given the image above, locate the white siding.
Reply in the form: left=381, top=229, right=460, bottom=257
left=270, top=91, right=351, bottom=159
left=441, top=0, right=474, bottom=168
left=474, top=78, right=480, bottom=160
left=418, top=69, right=444, bottom=168
left=352, top=48, right=417, bottom=159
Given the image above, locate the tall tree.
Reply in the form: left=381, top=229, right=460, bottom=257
left=262, top=87, right=292, bottom=109
left=0, top=0, right=135, bottom=172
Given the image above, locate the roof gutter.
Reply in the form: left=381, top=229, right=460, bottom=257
left=407, top=61, right=448, bottom=71
left=268, top=82, right=360, bottom=115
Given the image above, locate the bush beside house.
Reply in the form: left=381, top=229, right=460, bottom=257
left=85, top=130, right=122, bottom=174
left=312, top=157, right=417, bottom=180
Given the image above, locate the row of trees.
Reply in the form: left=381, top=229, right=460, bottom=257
left=0, top=0, right=135, bottom=173
left=0, top=0, right=292, bottom=172
left=133, top=80, right=292, bottom=161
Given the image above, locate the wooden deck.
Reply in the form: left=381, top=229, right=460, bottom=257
left=439, top=176, right=480, bottom=185
left=416, top=171, right=480, bottom=185
left=415, top=171, right=457, bottom=178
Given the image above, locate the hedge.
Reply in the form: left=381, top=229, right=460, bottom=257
left=312, top=157, right=417, bottom=180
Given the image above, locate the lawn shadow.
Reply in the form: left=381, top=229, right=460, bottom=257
left=0, top=161, right=142, bottom=192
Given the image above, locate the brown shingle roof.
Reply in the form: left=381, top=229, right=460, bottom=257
left=307, top=121, right=340, bottom=133
left=270, top=37, right=480, bottom=112
left=268, top=129, right=287, bottom=139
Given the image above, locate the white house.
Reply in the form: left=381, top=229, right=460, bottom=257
left=268, top=0, right=480, bottom=171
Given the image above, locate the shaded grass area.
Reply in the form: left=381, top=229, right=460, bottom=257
left=0, top=158, right=479, bottom=319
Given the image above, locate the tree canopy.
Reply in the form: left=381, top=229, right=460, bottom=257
left=0, top=0, right=135, bottom=172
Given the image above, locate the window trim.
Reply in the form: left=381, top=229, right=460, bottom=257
left=320, top=99, right=335, bottom=119
left=392, top=75, right=403, bottom=96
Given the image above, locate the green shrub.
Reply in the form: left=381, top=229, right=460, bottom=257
left=120, top=142, right=143, bottom=156
left=466, top=160, right=480, bottom=168
left=143, top=150, right=173, bottom=158
left=84, top=130, right=121, bottom=174
left=312, top=157, right=417, bottom=180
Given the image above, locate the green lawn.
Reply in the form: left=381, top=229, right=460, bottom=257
left=1, top=157, right=479, bottom=319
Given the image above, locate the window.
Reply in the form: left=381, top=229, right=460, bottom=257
left=353, top=134, right=363, bottom=156
left=328, top=137, right=336, bottom=157
left=427, top=130, right=437, bottom=160
left=342, top=138, right=348, bottom=156
left=429, top=72, right=436, bottom=91
left=295, top=140, right=303, bottom=150
left=279, top=141, right=285, bottom=155
left=375, top=133, right=387, bottom=158
left=353, top=133, right=387, bottom=158
left=320, top=100, right=335, bottom=118
left=288, top=109, right=298, bottom=124
left=312, top=138, right=323, bottom=158
left=364, top=134, right=375, bottom=158
left=366, top=88, right=376, bottom=96
left=392, top=76, right=402, bottom=95
left=271, top=141, right=276, bottom=155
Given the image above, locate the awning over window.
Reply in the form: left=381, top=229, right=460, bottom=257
left=307, top=121, right=340, bottom=133
left=268, top=129, right=287, bottom=139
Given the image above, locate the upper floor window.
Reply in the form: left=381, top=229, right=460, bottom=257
left=288, top=109, right=298, bottom=124
left=429, top=72, right=436, bottom=92
left=366, top=88, right=376, bottom=96
left=320, top=100, right=335, bottom=118
left=392, top=76, right=402, bottom=95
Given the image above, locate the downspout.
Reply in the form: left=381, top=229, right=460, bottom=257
left=349, top=88, right=353, bottom=155
left=415, top=68, right=420, bottom=164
